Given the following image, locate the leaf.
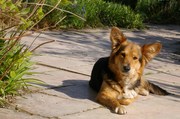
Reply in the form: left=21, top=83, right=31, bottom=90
left=1, top=2, right=6, bottom=9
left=21, top=8, right=30, bottom=15
left=9, top=3, right=16, bottom=11
left=0, top=0, right=5, bottom=5
left=37, top=7, right=44, bottom=19
left=16, top=1, right=21, bottom=7
left=22, top=78, right=46, bottom=85
left=10, top=71, right=16, bottom=78
left=0, top=89, right=5, bottom=97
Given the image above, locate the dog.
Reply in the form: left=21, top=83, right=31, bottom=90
left=89, top=27, right=169, bottom=115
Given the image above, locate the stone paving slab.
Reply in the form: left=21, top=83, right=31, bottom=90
left=62, top=97, right=180, bottom=119
left=0, top=108, right=46, bottom=119
left=32, top=56, right=93, bottom=75
left=15, top=92, right=100, bottom=118
left=59, top=94, right=180, bottom=119
left=1, top=25, right=179, bottom=119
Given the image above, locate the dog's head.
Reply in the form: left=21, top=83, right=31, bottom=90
left=109, top=27, right=162, bottom=82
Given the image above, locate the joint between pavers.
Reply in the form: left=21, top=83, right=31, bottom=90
left=8, top=103, right=61, bottom=119
left=36, top=62, right=90, bottom=77
left=61, top=106, right=103, bottom=117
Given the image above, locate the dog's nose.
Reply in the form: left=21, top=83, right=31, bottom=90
left=123, top=65, right=130, bottom=72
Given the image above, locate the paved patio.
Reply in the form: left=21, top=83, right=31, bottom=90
left=0, top=25, right=179, bottom=119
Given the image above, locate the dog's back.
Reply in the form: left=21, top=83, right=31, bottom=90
left=89, top=57, right=109, bottom=92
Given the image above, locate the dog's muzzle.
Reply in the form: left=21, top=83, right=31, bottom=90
left=123, top=65, right=130, bottom=72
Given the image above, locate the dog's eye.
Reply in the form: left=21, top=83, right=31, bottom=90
left=133, top=56, right=138, bottom=60
left=121, top=53, right=125, bottom=58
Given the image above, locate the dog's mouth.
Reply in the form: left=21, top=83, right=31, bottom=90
left=121, top=68, right=131, bottom=75
left=121, top=70, right=131, bottom=75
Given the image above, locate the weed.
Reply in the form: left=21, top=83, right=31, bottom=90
left=0, top=0, right=66, bottom=106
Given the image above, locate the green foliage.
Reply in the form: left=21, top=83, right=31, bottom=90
left=36, top=0, right=144, bottom=29
left=0, top=0, right=53, bottom=106
left=37, top=0, right=72, bottom=28
left=0, top=0, right=45, bottom=31
left=0, top=41, right=39, bottom=97
left=99, top=2, right=143, bottom=28
left=62, top=0, right=104, bottom=28
left=103, top=0, right=138, bottom=9
left=136, top=0, right=180, bottom=24
left=0, top=40, right=46, bottom=107
left=60, top=0, right=144, bottom=29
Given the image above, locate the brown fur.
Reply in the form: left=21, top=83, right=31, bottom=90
left=89, top=27, right=169, bottom=115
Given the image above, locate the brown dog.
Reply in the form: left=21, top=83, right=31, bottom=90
left=89, top=27, right=169, bottom=115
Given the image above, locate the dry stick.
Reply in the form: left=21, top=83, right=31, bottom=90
left=26, top=0, right=44, bottom=20
left=0, top=59, right=16, bottom=80
left=0, top=25, right=17, bottom=32
left=0, top=40, right=19, bottom=65
left=0, top=46, right=26, bottom=80
left=31, top=39, right=55, bottom=52
left=0, top=32, right=31, bottom=66
left=0, top=1, right=66, bottom=66
left=1, top=12, right=21, bottom=23
left=0, top=47, right=24, bottom=80
left=3, top=26, right=18, bottom=39
left=28, top=16, right=66, bottom=49
left=0, top=32, right=32, bottom=40
left=0, top=1, right=61, bottom=79
left=20, top=15, right=65, bottom=50
left=1, top=0, right=48, bottom=42
left=28, top=32, right=41, bottom=49
left=26, top=2, right=86, bottom=21
left=2, top=0, right=68, bottom=51
left=27, top=0, right=62, bottom=30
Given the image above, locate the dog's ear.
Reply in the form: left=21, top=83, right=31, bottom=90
left=110, top=27, right=127, bottom=49
left=141, top=43, right=162, bottom=64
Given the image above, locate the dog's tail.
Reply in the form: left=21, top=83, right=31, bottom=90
left=143, top=80, right=170, bottom=95
left=148, top=82, right=170, bottom=95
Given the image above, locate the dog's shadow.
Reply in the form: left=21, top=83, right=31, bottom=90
left=50, top=79, right=180, bottom=103
left=52, top=79, right=97, bottom=101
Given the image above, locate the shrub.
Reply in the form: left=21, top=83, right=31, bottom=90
left=62, top=0, right=104, bottom=28
left=103, top=0, right=138, bottom=9
left=99, top=2, right=144, bottom=28
left=61, top=0, right=144, bottom=29
left=37, top=0, right=72, bottom=28
left=136, top=0, right=180, bottom=24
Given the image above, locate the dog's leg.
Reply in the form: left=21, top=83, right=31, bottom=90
left=118, top=97, right=137, bottom=105
left=123, top=87, right=138, bottom=99
left=96, top=92, right=127, bottom=115
left=96, top=81, right=127, bottom=115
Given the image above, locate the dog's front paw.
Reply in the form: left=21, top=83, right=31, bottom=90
left=123, top=89, right=137, bottom=99
left=114, top=106, right=127, bottom=115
